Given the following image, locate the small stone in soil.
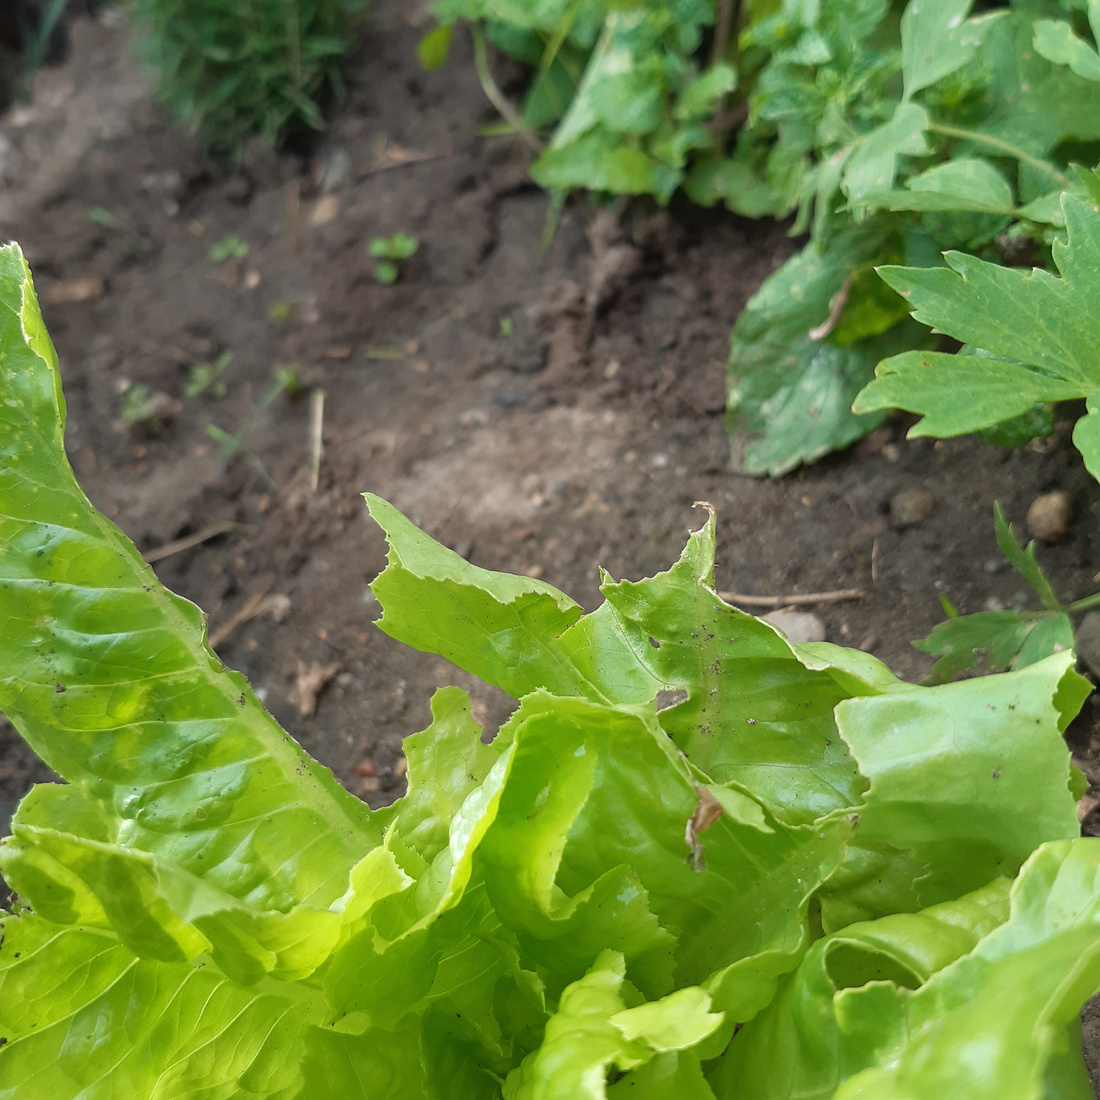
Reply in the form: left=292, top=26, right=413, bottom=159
left=1026, top=490, right=1073, bottom=542
left=1074, top=610, right=1100, bottom=680
left=889, top=488, right=935, bottom=529
left=761, top=609, right=826, bottom=644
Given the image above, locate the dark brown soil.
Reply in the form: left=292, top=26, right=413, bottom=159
left=1, top=3, right=1098, bottom=1085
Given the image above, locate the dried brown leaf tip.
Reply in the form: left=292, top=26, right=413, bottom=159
left=685, top=784, right=724, bottom=872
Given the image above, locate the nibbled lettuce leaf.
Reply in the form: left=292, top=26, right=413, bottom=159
left=1, top=238, right=1098, bottom=1096
left=718, top=839, right=1100, bottom=1099
left=368, top=494, right=867, bottom=826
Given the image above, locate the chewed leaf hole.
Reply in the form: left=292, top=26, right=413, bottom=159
left=656, top=689, right=688, bottom=711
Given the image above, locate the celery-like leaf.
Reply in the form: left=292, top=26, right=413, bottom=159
left=857, top=195, right=1100, bottom=484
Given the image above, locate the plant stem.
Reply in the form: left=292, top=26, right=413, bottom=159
left=711, top=0, right=739, bottom=66
left=21, top=0, right=68, bottom=99
left=927, top=122, right=1071, bottom=188
left=471, top=25, right=545, bottom=154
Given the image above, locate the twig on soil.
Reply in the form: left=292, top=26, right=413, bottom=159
left=718, top=588, right=864, bottom=608
left=142, top=520, right=253, bottom=564
left=358, top=151, right=455, bottom=179
left=471, top=25, right=545, bottom=154
left=309, top=388, right=326, bottom=493
left=208, top=583, right=291, bottom=649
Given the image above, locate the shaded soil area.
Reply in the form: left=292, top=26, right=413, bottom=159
left=1, top=2, right=1099, bottom=1085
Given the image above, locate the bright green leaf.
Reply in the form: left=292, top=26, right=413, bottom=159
left=0, top=244, right=377, bottom=914
left=835, top=840, right=1100, bottom=1099
left=835, top=653, right=1084, bottom=906
left=418, top=23, right=455, bottom=72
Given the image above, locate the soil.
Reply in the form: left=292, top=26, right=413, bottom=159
left=1, top=2, right=1099, bottom=1086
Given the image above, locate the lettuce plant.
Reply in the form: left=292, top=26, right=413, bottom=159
left=1, top=241, right=1099, bottom=1096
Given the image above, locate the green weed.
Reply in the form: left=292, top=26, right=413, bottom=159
left=367, top=232, right=419, bottom=284
left=128, top=0, right=369, bottom=154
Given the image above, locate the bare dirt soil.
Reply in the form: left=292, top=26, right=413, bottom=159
left=1, top=2, right=1099, bottom=1086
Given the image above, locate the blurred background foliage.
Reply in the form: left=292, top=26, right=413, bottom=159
left=127, top=0, right=370, bottom=155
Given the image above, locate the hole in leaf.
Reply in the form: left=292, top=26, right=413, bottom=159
left=656, top=689, right=688, bottom=711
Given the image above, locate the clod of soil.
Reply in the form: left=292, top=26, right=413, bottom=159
left=889, top=488, right=936, bottom=529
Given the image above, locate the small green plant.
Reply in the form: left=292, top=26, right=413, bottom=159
left=367, top=232, right=419, bottom=284
left=128, top=0, right=369, bottom=153
left=2, top=242, right=1100, bottom=1095
left=916, top=504, right=1100, bottom=684
left=84, top=206, right=119, bottom=230
left=267, top=300, right=294, bottom=322
left=209, top=235, right=249, bottom=263
left=206, top=365, right=301, bottom=458
left=119, top=382, right=173, bottom=427
left=184, top=350, right=232, bottom=398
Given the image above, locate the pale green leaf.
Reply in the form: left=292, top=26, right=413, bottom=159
left=369, top=495, right=870, bottom=825
left=606, top=1051, right=716, bottom=1098
left=842, top=103, right=930, bottom=202
left=0, top=912, right=330, bottom=1098
left=372, top=686, right=502, bottom=865
left=853, top=351, right=1082, bottom=436
left=503, top=951, right=722, bottom=1100
left=713, top=876, right=1013, bottom=1099
left=901, top=0, right=981, bottom=97
left=1034, top=19, right=1100, bottom=82
left=855, top=157, right=1015, bottom=214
